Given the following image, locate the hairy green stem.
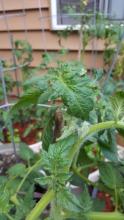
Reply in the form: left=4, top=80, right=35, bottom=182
left=63, top=211, right=124, bottom=220
left=79, top=162, right=97, bottom=171
left=68, top=120, right=124, bottom=163
left=11, top=158, right=42, bottom=205
left=17, top=158, right=42, bottom=193
left=26, top=189, right=124, bottom=220
left=26, top=190, right=54, bottom=220
left=87, top=211, right=124, bottom=220
left=72, top=166, right=97, bottom=187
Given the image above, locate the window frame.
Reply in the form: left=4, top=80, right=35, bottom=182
left=50, top=0, right=123, bottom=30
left=51, top=0, right=81, bottom=30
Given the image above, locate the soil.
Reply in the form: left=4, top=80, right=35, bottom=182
left=0, top=153, right=23, bottom=175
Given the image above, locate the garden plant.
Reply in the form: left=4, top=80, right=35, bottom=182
left=1, top=1, right=124, bottom=219
left=0, top=61, right=124, bottom=220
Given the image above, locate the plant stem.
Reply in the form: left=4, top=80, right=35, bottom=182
left=68, top=120, right=124, bottom=163
left=5, top=213, right=14, bottom=220
left=26, top=189, right=54, bottom=220
left=26, top=120, right=124, bottom=219
left=16, top=158, right=42, bottom=193
left=72, top=166, right=97, bottom=187
left=11, top=158, right=42, bottom=205
left=79, top=162, right=96, bottom=170
left=115, top=185, right=119, bottom=211
left=87, top=211, right=124, bottom=220
left=63, top=211, right=124, bottom=220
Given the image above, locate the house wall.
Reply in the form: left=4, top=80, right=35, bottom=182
left=0, top=0, right=104, bottom=70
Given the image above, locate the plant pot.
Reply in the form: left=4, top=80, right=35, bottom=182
left=97, top=192, right=114, bottom=212
left=2, top=120, right=42, bottom=145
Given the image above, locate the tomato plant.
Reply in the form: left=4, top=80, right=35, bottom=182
left=0, top=61, right=123, bottom=220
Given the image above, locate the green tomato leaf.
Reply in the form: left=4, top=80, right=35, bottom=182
left=0, top=215, right=7, bottom=220
left=10, top=89, right=42, bottom=114
left=42, top=109, right=55, bottom=151
left=19, top=143, right=34, bottom=161
left=14, top=186, right=35, bottom=220
left=50, top=62, right=94, bottom=119
left=0, top=190, right=10, bottom=214
left=99, top=162, right=123, bottom=189
left=110, top=91, right=124, bottom=121
left=92, top=198, right=105, bottom=211
left=35, top=176, right=52, bottom=186
left=98, top=129, right=118, bottom=162
left=79, top=186, right=92, bottom=212
left=56, top=189, right=81, bottom=213
left=8, top=163, right=26, bottom=177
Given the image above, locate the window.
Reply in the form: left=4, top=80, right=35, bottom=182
left=51, top=0, right=124, bottom=30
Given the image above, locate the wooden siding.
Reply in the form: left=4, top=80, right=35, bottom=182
left=0, top=31, right=105, bottom=51
left=0, top=50, right=104, bottom=69
left=0, top=10, right=50, bottom=31
left=0, top=0, right=49, bottom=11
left=0, top=0, right=104, bottom=71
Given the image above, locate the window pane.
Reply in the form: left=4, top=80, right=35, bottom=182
left=56, top=0, right=124, bottom=26
left=108, top=0, right=124, bottom=20
left=57, top=0, right=80, bottom=25
left=57, top=0, right=100, bottom=25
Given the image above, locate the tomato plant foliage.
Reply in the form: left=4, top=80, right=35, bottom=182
left=1, top=61, right=124, bottom=220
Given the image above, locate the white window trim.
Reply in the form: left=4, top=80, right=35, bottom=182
left=51, top=0, right=80, bottom=30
